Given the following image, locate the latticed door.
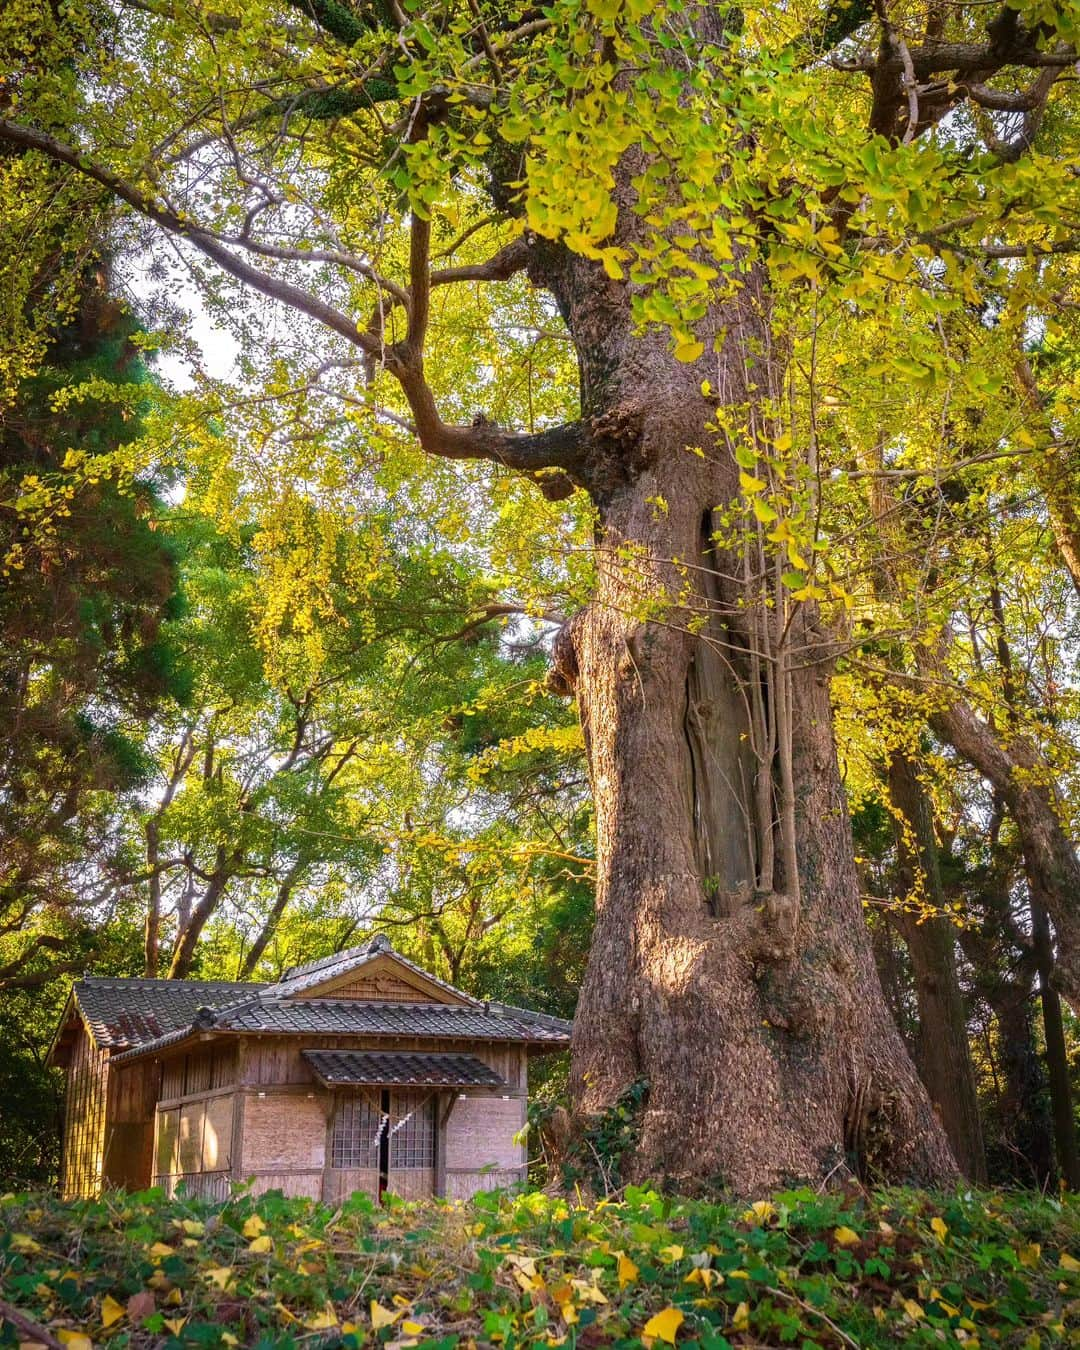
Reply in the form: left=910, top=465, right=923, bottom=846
left=327, top=1089, right=436, bottom=1201
left=329, top=1093, right=383, bottom=1171
left=387, top=1091, right=435, bottom=1169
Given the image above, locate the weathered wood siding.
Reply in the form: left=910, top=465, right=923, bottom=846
left=103, top=1059, right=159, bottom=1191
left=60, top=1024, right=109, bottom=1199
left=153, top=1042, right=240, bottom=1196
left=291, top=954, right=463, bottom=1004
left=146, top=1033, right=530, bottom=1203
left=328, top=974, right=432, bottom=1001
left=444, top=1091, right=528, bottom=1199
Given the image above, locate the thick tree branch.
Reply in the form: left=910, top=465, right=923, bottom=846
left=408, top=210, right=432, bottom=349
left=0, top=118, right=383, bottom=357
left=0, top=118, right=588, bottom=477
left=431, top=238, right=530, bottom=287
left=836, top=39, right=1077, bottom=78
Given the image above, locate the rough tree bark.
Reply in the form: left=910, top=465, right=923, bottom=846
left=886, top=753, right=987, bottom=1182
left=537, top=233, right=956, bottom=1190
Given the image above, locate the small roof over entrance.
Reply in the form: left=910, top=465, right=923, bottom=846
left=302, top=1049, right=505, bottom=1089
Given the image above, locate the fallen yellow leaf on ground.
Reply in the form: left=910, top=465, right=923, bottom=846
left=643, top=1306, right=684, bottom=1344
left=617, top=1251, right=639, bottom=1288
left=371, top=1300, right=401, bottom=1329
left=100, top=1295, right=124, bottom=1328
left=57, top=1333, right=92, bottom=1350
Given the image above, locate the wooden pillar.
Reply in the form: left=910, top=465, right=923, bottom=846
left=436, top=1094, right=458, bottom=1198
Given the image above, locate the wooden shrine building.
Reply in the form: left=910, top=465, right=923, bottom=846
left=49, top=936, right=571, bottom=1201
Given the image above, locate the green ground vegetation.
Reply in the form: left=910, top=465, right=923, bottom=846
left=1, top=1186, right=1079, bottom=1349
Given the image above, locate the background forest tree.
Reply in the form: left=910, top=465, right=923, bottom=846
left=0, top=0, right=1079, bottom=1191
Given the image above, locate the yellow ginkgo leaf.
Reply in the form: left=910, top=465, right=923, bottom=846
left=248, top=1235, right=273, bottom=1254
left=617, top=1252, right=639, bottom=1288
left=100, top=1295, right=125, bottom=1328
left=304, top=1309, right=338, bottom=1331
left=560, top=1302, right=579, bottom=1326
left=242, top=1214, right=266, bottom=1238
left=222, top=1336, right=239, bottom=1347
left=148, top=1242, right=174, bottom=1261
left=732, top=1302, right=750, bottom=1332
left=57, top=1333, right=93, bottom=1350
left=370, top=1300, right=401, bottom=1330
left=11, top=1233, right=41, bottom=1254
left=1019, top=1243, right=1041, bottom=1267
left=180, top=1220, right=204, bottom=1237
left=903, top=1299, right=924, bottom=1321
left=206, top=1267, right=233, bottom=1291
left=643, top=1306, right=684, bottom=1344
left=1059, top=1253, right=1080, bottom=1271
left=742, top=1200, right=776, bottom=1224
left=833, top=1226, right=860, bottom=1247
left=674, top=338, right=704, bottom=364
left=930, top=1217, right=948, bottom=1242
left=402, top=1321, right=426, bottom=1335
left=659, top=1244, right=684, bottom=1264
left=163, top=1317, right=186, bottom=1336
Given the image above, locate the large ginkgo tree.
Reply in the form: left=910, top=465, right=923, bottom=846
left=2, top=0, right=1078, bottom=1188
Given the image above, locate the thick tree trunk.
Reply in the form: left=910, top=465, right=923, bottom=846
left=887, top=754, right=987, bottom=1181
left=540, top=246, right=955, bottom=1190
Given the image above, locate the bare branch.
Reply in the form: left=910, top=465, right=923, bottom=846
left=0, top=118, right=382, bottom=357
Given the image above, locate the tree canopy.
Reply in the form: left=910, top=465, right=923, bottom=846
left=0, top=0, right=1079, bottom=1192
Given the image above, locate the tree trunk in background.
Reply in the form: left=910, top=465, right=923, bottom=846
left=238, top=859, right=306, bottom=979
left=929, top=695, right=1080, bottom=1014
left=887, top=754, right=987, bottom=1181
left=991, top=981, right=1055, bottom=1187
left=538, top=237, right=956, bottom=1190
left=1032, top=900, right=1080, bottom=1189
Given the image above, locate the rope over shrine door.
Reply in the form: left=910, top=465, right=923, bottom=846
left=330, top=1088, right=435, bottom=1197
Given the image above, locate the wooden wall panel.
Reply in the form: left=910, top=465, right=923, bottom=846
left=445, top=1169, right=526, bottom=1200
left=160, top=1058, right=185, bottom=1102
left=60, top=1026, right=109, bottom=1199
left=330, top=974, right=431, bottom=1002
left=239, top=1094, right=327, bottom=1173
left=177, top=1102, right=203, bottom=1173
left=323, top=1168, right=379, bottom=1203
left=444, top=1096, right=526, bottom=1172
left=202, top=1094, right=234, bottom=1171
left=247, top=1171, right=323, bottom=1199
left=155, top=1108, right=179, bottom=1177
left=386, top=1168, right=435, bottom=1200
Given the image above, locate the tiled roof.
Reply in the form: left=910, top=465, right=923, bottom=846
left=270, top=934, right=481, bottom=1006
left=71, top=977, right=265, bottom=1050
left=302, top=1049, right=505, bottom=1088
left=212, top=998, right=570, bottom=1042
left=63, top=939, right=573, bottom=1066
left=109, top=995, right=571, bottom=1064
